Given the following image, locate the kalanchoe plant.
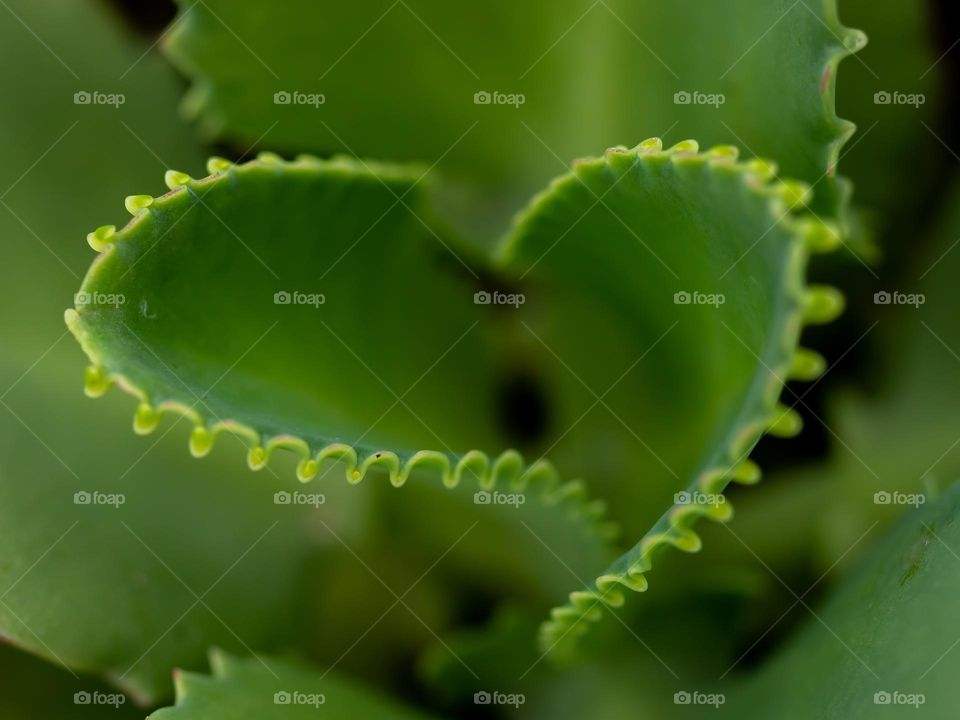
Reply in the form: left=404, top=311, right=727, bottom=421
left=1, top=0, right=959, bottom=718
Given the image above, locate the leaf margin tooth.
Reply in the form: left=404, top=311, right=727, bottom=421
left=533, top=135, right=847, bottom=656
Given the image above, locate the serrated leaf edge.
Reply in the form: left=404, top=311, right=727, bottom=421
left=520, top=137, right=845, bottom=653
left=64, top=144, right=840, bottom=658
left=65, top=152, right=621, bottom=560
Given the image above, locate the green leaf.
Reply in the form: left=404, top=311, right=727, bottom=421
left=66, top=148, right=623, bottom=649
left=654, top=175, right=960, bottom=642
left=0, top=0, right=326, bottom=706
left=0, top=359, right=320, bottom=704
left=708, top=177, right=960, bottom=581
left=518, top=141, right=843, bottom=650
left=66, top=140, right=840, bottom=652
left=0, top=0, right=206, bottom=368
left=69, top=153, right=507, bottom=465
left=0, top=643, right=143, bottom=719
left=720, top=482, right=960, bottom=718
left=371, top=475, right=618, bottom=606
left=162, top=0, right=863, bottom=220
left=148, top=649, right=433, bottom=719
left=490, top=484, right=960, bottom=719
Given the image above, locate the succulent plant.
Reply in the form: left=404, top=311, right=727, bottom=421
left=1, top=0, right=957, bottom=717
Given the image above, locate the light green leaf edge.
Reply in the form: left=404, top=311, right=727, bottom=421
left=813, top=2, right=867, bottom=229
left=158, top=0, right=865, bottom=227
left=531, top=139, right=845, bottom=652
left=148, top=648, right=433, bottom=719
left=64, top=143, right=842, bottom=655
left=64, top=152, right=620, bottom=566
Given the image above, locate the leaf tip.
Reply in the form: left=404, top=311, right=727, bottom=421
left=164, top=170, right=193, bottom=190
left=802, top=285, right=846, bottom=324
left=247, top=445, right=268, bottom=470
left=83, top=364, right=112, bottom=398
left=668, top=139, right=699, bottom=154
left=767, top=405, right=804, bottom=438
left=124, top=194, right=154, bottom=215
left=189, top=425, right=214, bottom=457
left=636, top=137, right=663, bottom=153
left=133, top=402, right=160, bottom=435
left=206, top=156, right=233, bottom=174
left=86, top=224, right=116, bottom=252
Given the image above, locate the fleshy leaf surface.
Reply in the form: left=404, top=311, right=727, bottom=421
left=162, top=0, right=863, bottom=220
left=0, top=0, right=320, bottom=703
left=718, top=482, right=960, bottom=718
left=70, top=155, right=506, bottom=467
left=500, top=484, right=960, bottom=719
left=494, top=141, right=842, bottom=648
left=67, top=141, right=840, bottom=649
left=0, top=359, right=319, bottom=704
left=148, top=649, right=433, bottom=719
left=0, top=643, right=142, bottom=719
